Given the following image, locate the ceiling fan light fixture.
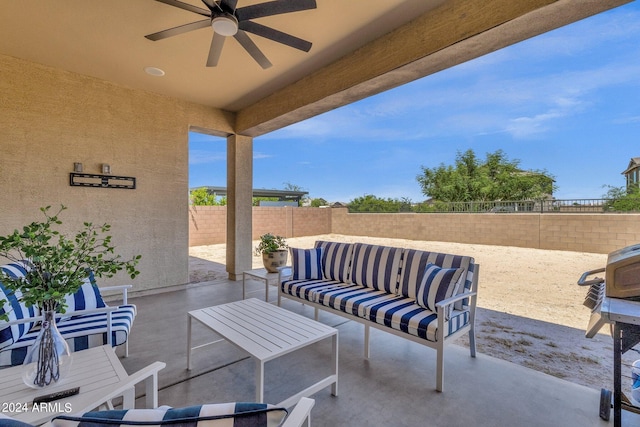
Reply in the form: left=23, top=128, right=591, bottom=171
left=211, top=14, right=238, bottom=36
left=144, top=66, right=165, bottom=76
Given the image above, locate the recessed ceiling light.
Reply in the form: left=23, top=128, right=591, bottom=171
left=144, top=66, right=165, bottom=76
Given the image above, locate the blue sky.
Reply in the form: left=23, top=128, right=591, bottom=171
left=190, top=2, right=640, bottom=203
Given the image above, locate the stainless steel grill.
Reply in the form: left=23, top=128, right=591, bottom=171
left=579, top=243, right=640, bottom=426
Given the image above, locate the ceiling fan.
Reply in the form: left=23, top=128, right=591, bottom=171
left=145, top=0, right=317, bottom=69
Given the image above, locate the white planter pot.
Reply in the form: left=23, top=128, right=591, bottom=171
left=262, top=250, right=288, bottom=273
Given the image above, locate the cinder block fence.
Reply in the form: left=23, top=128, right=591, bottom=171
left=188, top=205, right=640, bottom=254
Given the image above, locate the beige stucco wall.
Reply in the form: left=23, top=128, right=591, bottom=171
left=0, top=54, right=234, bottom=292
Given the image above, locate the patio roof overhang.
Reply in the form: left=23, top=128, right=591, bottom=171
left=0, top=0, right=633, bottom=286
left=0, top=0, right=631, bottom=138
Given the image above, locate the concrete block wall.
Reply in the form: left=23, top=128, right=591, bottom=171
left=331, top=209, right=640, bottom=254
left=189, top=206, right=332, bottom=246
left=189, top=206, right=640, bottom=254
left=291, top=207, right=332, bottom=238
left=189, top=206, right=227, bottom=247
left=539, top=214, right=640, bottom=253
left=252, top=207, right=291, bottom=240
left=330, top=210, right=542, bottom=249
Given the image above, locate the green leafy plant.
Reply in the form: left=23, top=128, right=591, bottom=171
left=254, top=233, right=288, bottom=255
left=0, top=205, right=141, bottom=320
left=602, top=185, right=640, bottom=212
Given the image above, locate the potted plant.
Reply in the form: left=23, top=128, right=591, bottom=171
left=255, top=233, right=288, bottom=273
left=0, top=205, right=141, bottom=387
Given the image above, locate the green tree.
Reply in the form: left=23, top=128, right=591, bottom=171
left=252, top=197, right=279, bottom=206
left=416, top=149, right=555, bottom=202
left=190, top=188, right=226, bottom=206
left=348, top=195, right=413, bottom=213
left=310, top=198, right=328, bottom=207
left=602, top=185, right=640, bottom=211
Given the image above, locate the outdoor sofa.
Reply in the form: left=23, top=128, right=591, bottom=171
left=0, top=260, right=135, bottom=367
left=278, top=240, right=479, bottom=392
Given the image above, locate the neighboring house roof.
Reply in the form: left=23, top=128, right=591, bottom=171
left=621, top=157, right=640, bottom=175
left=193, top=186, right=308, bottom=203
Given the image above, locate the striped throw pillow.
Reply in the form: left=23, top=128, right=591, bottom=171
left=51, top=403, right=288, bottom=427
left=416, top=263, right=463, bottom=318
left=290, top=247, right=324, bottom=280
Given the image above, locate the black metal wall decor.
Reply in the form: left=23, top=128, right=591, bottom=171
left=69, top=173, right=136, bottom=189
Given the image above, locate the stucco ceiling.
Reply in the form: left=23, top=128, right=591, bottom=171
left=0, top=0, right=632, bottom=136
left=0, top=0, right=443, bottom=111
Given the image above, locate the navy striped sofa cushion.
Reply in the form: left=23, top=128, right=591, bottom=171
left=364, top=296, right=470, bottom=342
left=51, top=403, right=288, bottom=427
left=310, top=283, right=470, bottom=342
left=398, top=249, right=474, bottom=310
left=0, top=261, right=38, bottom=351
left=281, top=278, right=344, bottom=302
left=314, top=283, right=392, bottom=318
left=350, top=244, right=402, bottom=293
left=314, top=241, right=353, bottom=283
left=0, top=304, right=135, bottom=367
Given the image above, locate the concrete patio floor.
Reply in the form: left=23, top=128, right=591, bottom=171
left=118, top=278, right=638, bottom=427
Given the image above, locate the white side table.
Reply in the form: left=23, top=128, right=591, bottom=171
left=242, top=268, right=281, bottom=301
left=0, top=345, right=165, bottom=425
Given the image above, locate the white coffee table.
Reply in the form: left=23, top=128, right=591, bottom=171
left=242, top=268, right=280, bottom=301
left=187, top=298, right=338, bottom=408
left=0, top=345, right=165, bottom=425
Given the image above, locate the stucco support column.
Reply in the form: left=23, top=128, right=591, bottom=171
left=226, top=134, right=253, bottom=280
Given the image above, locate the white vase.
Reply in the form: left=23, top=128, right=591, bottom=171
left=22, top=310, right=72, bottom=388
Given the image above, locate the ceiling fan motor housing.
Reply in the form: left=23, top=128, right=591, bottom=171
left=211, top=12, right=238, bottom=36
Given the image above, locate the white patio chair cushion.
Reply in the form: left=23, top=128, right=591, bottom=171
left=0, top=305, right=135, bottom=367
left=61, top=270, right=107, bottom=315
left=0, top=261, right=38, bottom=351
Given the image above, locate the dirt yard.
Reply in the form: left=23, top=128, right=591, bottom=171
left=189, top=234, right=638, bottom=392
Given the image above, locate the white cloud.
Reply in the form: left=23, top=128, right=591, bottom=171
left=613, top=115, right=640, bottom=124
left=253, top=151, right=273, bottom=159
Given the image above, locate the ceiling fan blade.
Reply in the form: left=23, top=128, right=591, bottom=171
left=145, top=19, right=211, bottom=41
left=239, top=21, right=311, bottom=52
left=221, top=0, right=239, bottom=11
left=151, top=0, right=211, bottom=17
left=234, top=30, right=272, bottom=69
left=236, top=0, right=316, bottom=21
left=206, top=33, right=226, bottom=67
